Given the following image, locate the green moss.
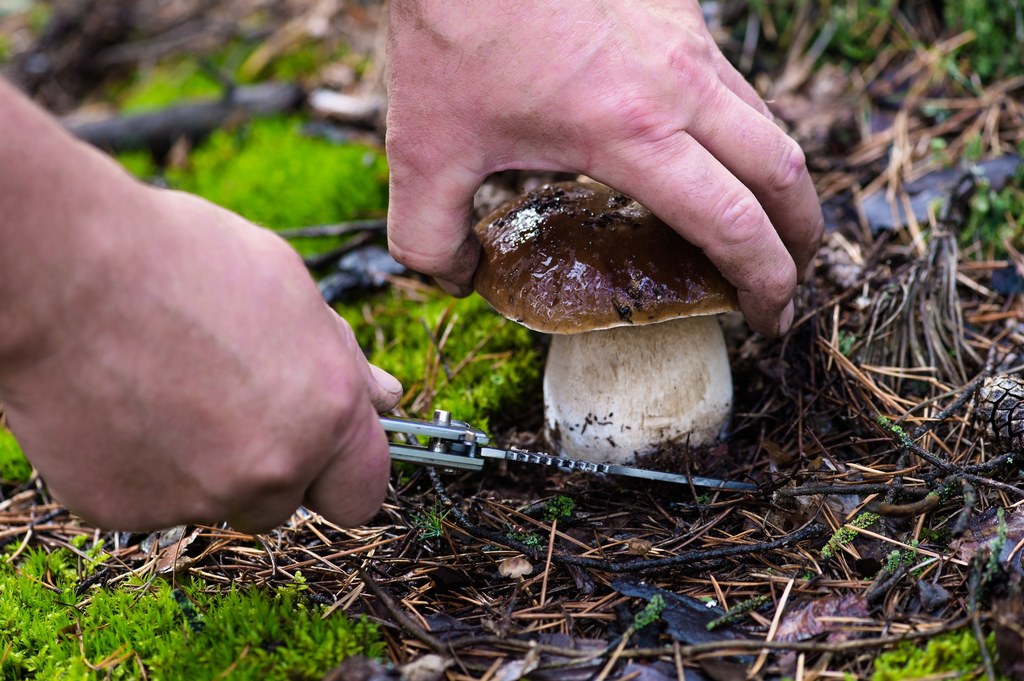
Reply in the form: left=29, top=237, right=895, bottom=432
left=745, top=1, right=1023, bottom=82
left=825, top=0, right=906, bottom=63
left=112, top=29, right=351, bottom=112
left=507, top=531, right=543, bottom=550
left=112, top=54, right=390, bottom=254
left=746, top=0, right=911, bottom=69
left=0, top=547, right=383, bottom=679
left=338, top=290, right=542, bottom=433
left=821, top=512, right=880, bottom=559
left=240, top=40, right=351, bottom=83
left=631, top=593, right=665, bottom=630
left=543, top=495, right=575, bottom=522
left=944, top=0, right=1024, bottom=80
left=872, top=628, right=1006, bottom=680
left=876, top=415, right=914, bottom=449
left=838, top=330, right=857, bottom=357
left=0, top=424, right=31, bottom=484
left=164, top=116, right=388, bottom=254
left=115, top=59, right=223, bottom=114
left=959, top=150, right=1024, bottom=257
left=116, top=150, right=160, bottom=181
left=707, top=594, right=773, bottom=630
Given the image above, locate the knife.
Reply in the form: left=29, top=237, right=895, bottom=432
left=382, top=409, right=757, bottom=492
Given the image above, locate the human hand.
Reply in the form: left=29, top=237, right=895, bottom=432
left=0, top=163, right=401, bottom=532
left=385, top=0, right=823, bottom=336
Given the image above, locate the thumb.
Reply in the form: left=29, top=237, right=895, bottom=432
left=367, top=364, right=403, bottom=413
left=331, top=312, right=403, bottom=412
left=385, top=144, right=483, bottom=296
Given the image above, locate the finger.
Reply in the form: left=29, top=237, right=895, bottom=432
left=385, top=136, right=483, bottom=296
left=712, top=51, right=774, bottom=120
left=686, top=87, right=824, bottom=280
left=230, top=331, right=394, bottom=533
left=596, top=132, right=797, bottom=336
left=303, top=395, right=392, bottom=527
left=331, top=312, right=403, bottom=412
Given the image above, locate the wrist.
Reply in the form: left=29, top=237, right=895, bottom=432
left=0, top=81, right=151, bottom=377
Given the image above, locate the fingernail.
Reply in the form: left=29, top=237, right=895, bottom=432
left=370, top=365, right=403, bottom=396
left=777, top=301, right=795, bottom=335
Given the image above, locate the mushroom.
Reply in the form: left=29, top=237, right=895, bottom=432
left=473, top=181, right=738, bottom=464
left=498, top=555, right=534, bottom=579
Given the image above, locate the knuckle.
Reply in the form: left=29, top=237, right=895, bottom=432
left=664, top=26, right=717, bottom=72
left=347, top=497, right=386, bottom=527
left=599, top=94, right=672, bottom=145
left=327, top=384, right=363, bottom=428
left=238, top=451, right=306, bottom=498
left=164, top=479, right=230, bottom=527
left=586, top=38, right=720, bottom=149
left=714, top=192, right=798, bottom=304
left=668, top=37, right=722, bottom=102
left=716, top=193, right=770, bottom=249
left=770, top=138, right=810, bottom=195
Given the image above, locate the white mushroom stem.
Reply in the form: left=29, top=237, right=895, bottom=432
left=543, top=315, right=733, bottom=464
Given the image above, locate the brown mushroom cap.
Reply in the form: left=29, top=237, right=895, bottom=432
left=473, top=182, right=739, bottom=334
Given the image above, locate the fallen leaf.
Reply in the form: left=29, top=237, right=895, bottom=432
left=774, top=593, right=870, bottom=643
left=917, top=579, right=951, bottom=612
left=525, top=634, right=606, bottom=681
left=421, top=612, right=477, bottom=642
left=154, top=527, right=201, bottom=574
left=399, top=654, right=451, bottom=681
left=565, top=562, right=595, bottom=595
left=322, top=655, right=398, bottom=681
left=615, top=661, right=678, bottom=681
left=955, top=508, right=1024, bottom=567
left=139, top=524, right=187, bottom=554
left=995, top=577, right=1024, bottom=679
left=612, top=579, right=750, bottom=646
left=493, top=645, right=541, bottom=681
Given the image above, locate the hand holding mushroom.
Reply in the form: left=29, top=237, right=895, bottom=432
left=386, top=0, right=824, bottom=337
